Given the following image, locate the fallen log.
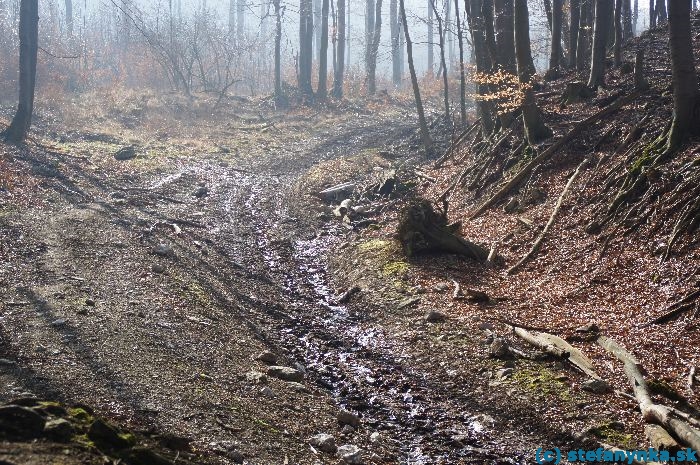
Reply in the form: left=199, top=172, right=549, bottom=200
left=598, top=335, right=700, bottom=451
left=513, top=327, right=569, bottom=359
left=643, top=288, right=700, bottom=327
left=508, top=157, right=589, bottom=274
left=645, top=424, right=681, bottom=453
left=470, top=92, right=640, bottom=219
left=318, top=183, right=356, bottom=202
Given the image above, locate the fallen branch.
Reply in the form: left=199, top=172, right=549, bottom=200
left=690, top=366, right=697, bottom=391
left=598, top=335, right=700, bottom=451
left=513, top=327, right=569, bottom=359
left=470, top=92, right=640, bottom=219
left=642, top=288, right=700, bottom=327
left=508, top=157, right=589, bottom=274
left=434, top=119, right=480, bottom=168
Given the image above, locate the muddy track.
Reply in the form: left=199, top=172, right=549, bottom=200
left=202, top=121, right=531, bottom=464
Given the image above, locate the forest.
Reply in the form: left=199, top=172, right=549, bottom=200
left=0, top=0, right=699, bottom=464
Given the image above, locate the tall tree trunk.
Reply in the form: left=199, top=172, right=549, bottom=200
left=543, top=0, right=553, bottom=30
left=548, top=0, right=563, bottom=74
left=366, top=0, right=383, bottom=94
left=318, top=0, right=330, bottom=99
left=569, top=0, right=580, bottom=68
left=65, top=0, right=73, bottom=36
left=390, top=0, right=401, bottom=86
left=633, top=0, right=638, bottom=33
left=455, top=0, right=467, bottom=123
left=5, top=0, right=38, bottom=144
left=494, top=0, right=515, bottom=72
left=666, top=0, right=699, bottom=152
left=468, top=0, right=495, bottom=135
left=299, top=0, right=314, bottom=97
left=576, top=0, right=592, bottom=71
left=273, top=0, right=282, bottom=102
left=237, top=0, right=245, bottom=41
left=430, top=0, right=450, bottom=119
left=613, top=0, right=623, bottom=66
left=650, top=0, right=656, bottom=28
left=333, top=0, right=346, bottom=98
left=622, top=0, right=632, bottom=39
left=399, top=0, right=433, bottom=153
left=657, top=0, right=666, bottom=22
left=587, top=0, right=613, bottom=89
left=314, top=0, right=322, bottom=59
left=514, top=0, right=552, bottom=144
left=482, top=0, right=498, bottom=69
left=229, top=0, right=236, bottom=36
left=427, top=0, right=434, bottom=74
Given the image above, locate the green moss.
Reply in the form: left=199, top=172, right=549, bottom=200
left=382, top=260, right=409, bottom=276
left=68, top=407, right=93, bottom=423
left=358, top=239, right=392, bottom=252
left=648, top=379, right=685, bottom=403
left=510, top=365, right=572, bottom=401
left=72, top=433, right=97, bottom=449
left=588, top=422, right=636, bottom=449
left=118, top=432, right=137, bottom=446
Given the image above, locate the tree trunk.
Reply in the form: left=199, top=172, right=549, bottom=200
left=455, top=0, right=467, bottom=123
left=514, top=0, right=552, bottom=144
left=548, top=0, right=563, bottom=74
left=633, top=0, right=638, bottom=33
left=427, top=0, right=434, bottom=74
left=273, top=0, right=282, bottom=103
left=666, top=0, right=700, bottom=153
left=622, top=0, right=632, bottom=39
left=5, top=0, right=39, bottom=144
left=657, top=0, right=666, bottom=22
left=366, top=0, right=383, bottom=95
left=317, top=0, right=330, bottom=99
left=494, top=0, right=515, bottom=72
left=587, top=0, right=613, bottom=89
left=333, top=0, right=346, bottom=98
left=314, top=0, right=322, bottom=58
left=399, top=0, right=433, bottom=153
left=613, top=0, right=623, bottom=66
left=482, top=0, right=498, bottom=68
left=569, top=0, right=580, bottom=68
left=229, top=0, right=236, bottom=36
left=299, top=0, right=314, bottom=97
left=468, top=0, right=495, bottom=135
left=390, top=0, right=401, bottom=86
left=576, top=0, right=592, bottom=71
left=237, top=0, right=245, bottom=41
left=650, top=0, right=656, bottom=28
left=65, top=0, right=73, bottom=36
left=430, top=0, right=450, bottom=120
left=543, top=0, right=553, bottom=30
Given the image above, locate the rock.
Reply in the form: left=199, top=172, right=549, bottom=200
left=434, top=282, right=450, bottom=292
left=153, top=244, right=174, bottom=257
left=226, top=450, right=245, bottom=464
left=337, top=410, right=360, bottom=428
left=256, top=351, right=277, bottom=364
left=496, top=368, right=514, bottom=380
left=0, top=358, right=17, bottom=367
left=88, top=419, right=132, bottom=450
left=341, top=425, right=355, bottom=434
left=114, top=146, right=137, bottom=161
left=369, top=431, right=380, bottom=443
left=51, top=319, right=66, bottom=327
left=309, top=433, right=337, bottom=454
left=396, top=297, right=421, bottom=310
left=267, top=366, right=304, bottom=382
left=337, top=444, right=363, bottom=464
left=503, top=197, right=520, bottom=213
left=425, top=310, right=447, bottom=323
left=151, top=263, right=166, bottom=274
left=575, top=323, right=600, bottom=333
left=245, top=371, right=268, bottom=384
left=581, top=378, right=611, bottom=394
left=489, top=338, right=509, bottom=358
left=156, top=433, right=192, bottom=451
left=193, top=186, right=209, bottom=198
left=85, top=299, right=96, bottom=306
left=44, top=418, right=75, bottom=442
left=287, top=382, right=309, bottom=393
left=0, top=405, right=46, bottom=440
left=121, top=447, right=172, bottom=465
left=260, top=386, right=275, bottom=398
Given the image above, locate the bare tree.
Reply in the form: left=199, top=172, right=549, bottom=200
left=494, top=0, right=516, bottom=72
left=4, top=0, right=38, bottom=143
left=299, top=0, right=314, bottom=97
left=333, top=0, right=345, bottom=98
left=317, top=0, right=330, bottom=99
left=467, top=0, right=495, bottom=134
left=622, top=0, right=632, bottom=39
left=665, top=0, right=699, bottom=153
left=390, top=0, right=401, bottom=86
left=366, top=0, right=383, bottom=94
left=514, top=0, right=552, bottom=144
left=273, top=0, right=283, bottom=102
left=576, top=0, right=593, bottom=71
left=569, top=0, right=580, bottom=68
left=548, top=0, right=563, bottom=76
left=656, top=0, right=666, bottom=22
left=399, top=0, right=433, bottom=153
left=430, top=0, right=449, bottom=119
left=588, top=0, right=613, bottom=89
left=454, top=0, right=467, bottom=122
left=427, top=0, right=434, bottom=74
left=65, top=0, right=73, bottom=36
left=613, top=0, right=622, bottom=66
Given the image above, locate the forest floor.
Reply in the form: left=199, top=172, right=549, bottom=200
left=1, top=17, right=700, bottom=465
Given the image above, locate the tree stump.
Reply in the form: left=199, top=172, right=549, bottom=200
left=559, top=81, right=593, bottom=107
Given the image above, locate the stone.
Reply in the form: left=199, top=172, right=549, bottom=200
left=121, top=447, right=172, bottom=465
left=0, top=405, right=46, bottom=440
left=151, top=264, right=166, bottom=274
left=369, top=431, right=380, bottom=442
left=260, top=386, right=275, bottom=398
left=341, top=425, right=355, bottom=434
left=575, top=323, right=600, bottom=333
left=309, top=433, right=337, bottom=454
left=87, top=419, right=131, bottom=450
left=114, top=146, right=137, bottom=161
left=581, top=378, right=611, bottom=394
left=496, top=368, right=513, bottom=380
left=434, top=282, right=450, bottom=292
left=425, top=310, right=447, bottom=323
left=267, top=366, right=304, bottom=382
left=337, top=444, right=363, bottom=464
left=256, top=351, right=277, bottom=364
left=51, top=319, right=66, bottom=327
left=85, top=299, right=96, bottom=306
left=396, top=297, right=420, bottom=310
left=245, top=371, right=268, bottom=384
left=489, top=338, right=509, bottom=358
left=44, top=418, right=75, bottom=442
left=287, top=382, right=309, bottom=393
left=153, top=244, right=174, bottom=257
left=226, top=450, right=245, bottom=464
left=337, top=410, right=360, bottom=428
left=193, top=186, right=209, bottom=198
